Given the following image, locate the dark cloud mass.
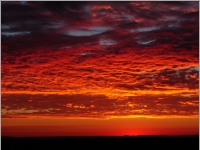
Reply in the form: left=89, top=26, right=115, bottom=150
left=1, top=1, right=199, bottom=118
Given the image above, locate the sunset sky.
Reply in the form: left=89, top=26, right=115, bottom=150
left=1, top=1, right=199, bottom=137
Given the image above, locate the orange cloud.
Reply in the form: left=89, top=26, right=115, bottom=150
left=1, top=1, right=198, bottom=120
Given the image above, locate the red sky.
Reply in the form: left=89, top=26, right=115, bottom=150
left=1, top=1, right=199, bottom=136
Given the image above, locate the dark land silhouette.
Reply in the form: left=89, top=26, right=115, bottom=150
left=2, top=135, right=199, bottom=150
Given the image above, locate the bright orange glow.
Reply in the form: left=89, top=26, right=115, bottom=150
left=2, top=118, right=198, bottom=137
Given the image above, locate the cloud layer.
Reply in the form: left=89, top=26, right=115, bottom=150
left=1, top=1, right=199, bottom=118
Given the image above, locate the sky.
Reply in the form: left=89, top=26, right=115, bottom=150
left=1, top=1, right=199, bottom=137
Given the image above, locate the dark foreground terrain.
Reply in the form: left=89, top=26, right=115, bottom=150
left=2, top=135, right=199, bottom=150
